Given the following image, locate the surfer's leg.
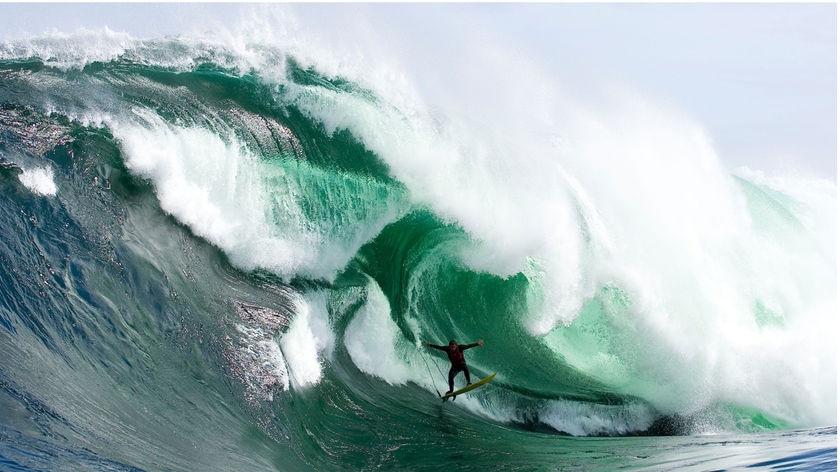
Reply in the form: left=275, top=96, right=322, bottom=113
left=463, top=364, right=472, bottom=385
left=447, top=366, right=456, bottom=393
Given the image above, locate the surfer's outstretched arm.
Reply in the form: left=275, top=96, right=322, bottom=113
left=460, top=339, right=484, bottom=351
left=426, top=342, right=447, bottom=351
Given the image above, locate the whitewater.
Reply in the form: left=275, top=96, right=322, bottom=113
left=0, top=5, right=836, bottom=471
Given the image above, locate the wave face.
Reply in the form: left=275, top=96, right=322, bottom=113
left=0, top=20, right=836, bottom=471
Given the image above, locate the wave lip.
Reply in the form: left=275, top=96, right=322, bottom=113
left=0, top=26, right=135, bottom=70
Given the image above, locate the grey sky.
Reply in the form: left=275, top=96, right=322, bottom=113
left=0, top=3, right=835, bottom=179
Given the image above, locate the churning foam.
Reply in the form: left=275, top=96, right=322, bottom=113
left=112, top=108, right=348, bottom=282
left=18, top=166, right=58, bottom=196
left=279, top=292, right=334, bottom=389
left=345, top=279, right=415, bottom=386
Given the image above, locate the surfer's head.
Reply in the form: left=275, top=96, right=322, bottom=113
left=448, top=340, right=457, bottom=347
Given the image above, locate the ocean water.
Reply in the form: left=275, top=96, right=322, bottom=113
left=0, top=15, right=836, bottom=472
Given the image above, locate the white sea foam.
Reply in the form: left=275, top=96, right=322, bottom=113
left=18, top=166, right=57, bottom=196
left=538, top=399, right=658, bottom=437
left=345, top=280, right=414, bottom=386
left=279, top=292, right=334, bottom=389
left=112, top=110, right=325, bottom=281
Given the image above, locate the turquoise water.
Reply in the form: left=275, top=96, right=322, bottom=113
left=0, top=26, right=836, bottom=471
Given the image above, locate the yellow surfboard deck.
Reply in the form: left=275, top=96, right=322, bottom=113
left=440, top=373, right=496, bottom=401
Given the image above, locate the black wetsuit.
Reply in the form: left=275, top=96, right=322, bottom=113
left=428, top=342, right=480, bottom=393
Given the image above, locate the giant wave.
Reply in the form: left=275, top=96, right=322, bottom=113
left=0, top=13, right=835, bottom=471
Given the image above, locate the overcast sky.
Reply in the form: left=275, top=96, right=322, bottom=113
left=0, top=3, right=836, bottom=179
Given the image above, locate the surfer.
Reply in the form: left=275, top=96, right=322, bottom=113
left=426, top=339, right=484, bottom=395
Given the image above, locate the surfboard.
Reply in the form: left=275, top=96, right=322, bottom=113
left=440, top=373, right=496, bottom=401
